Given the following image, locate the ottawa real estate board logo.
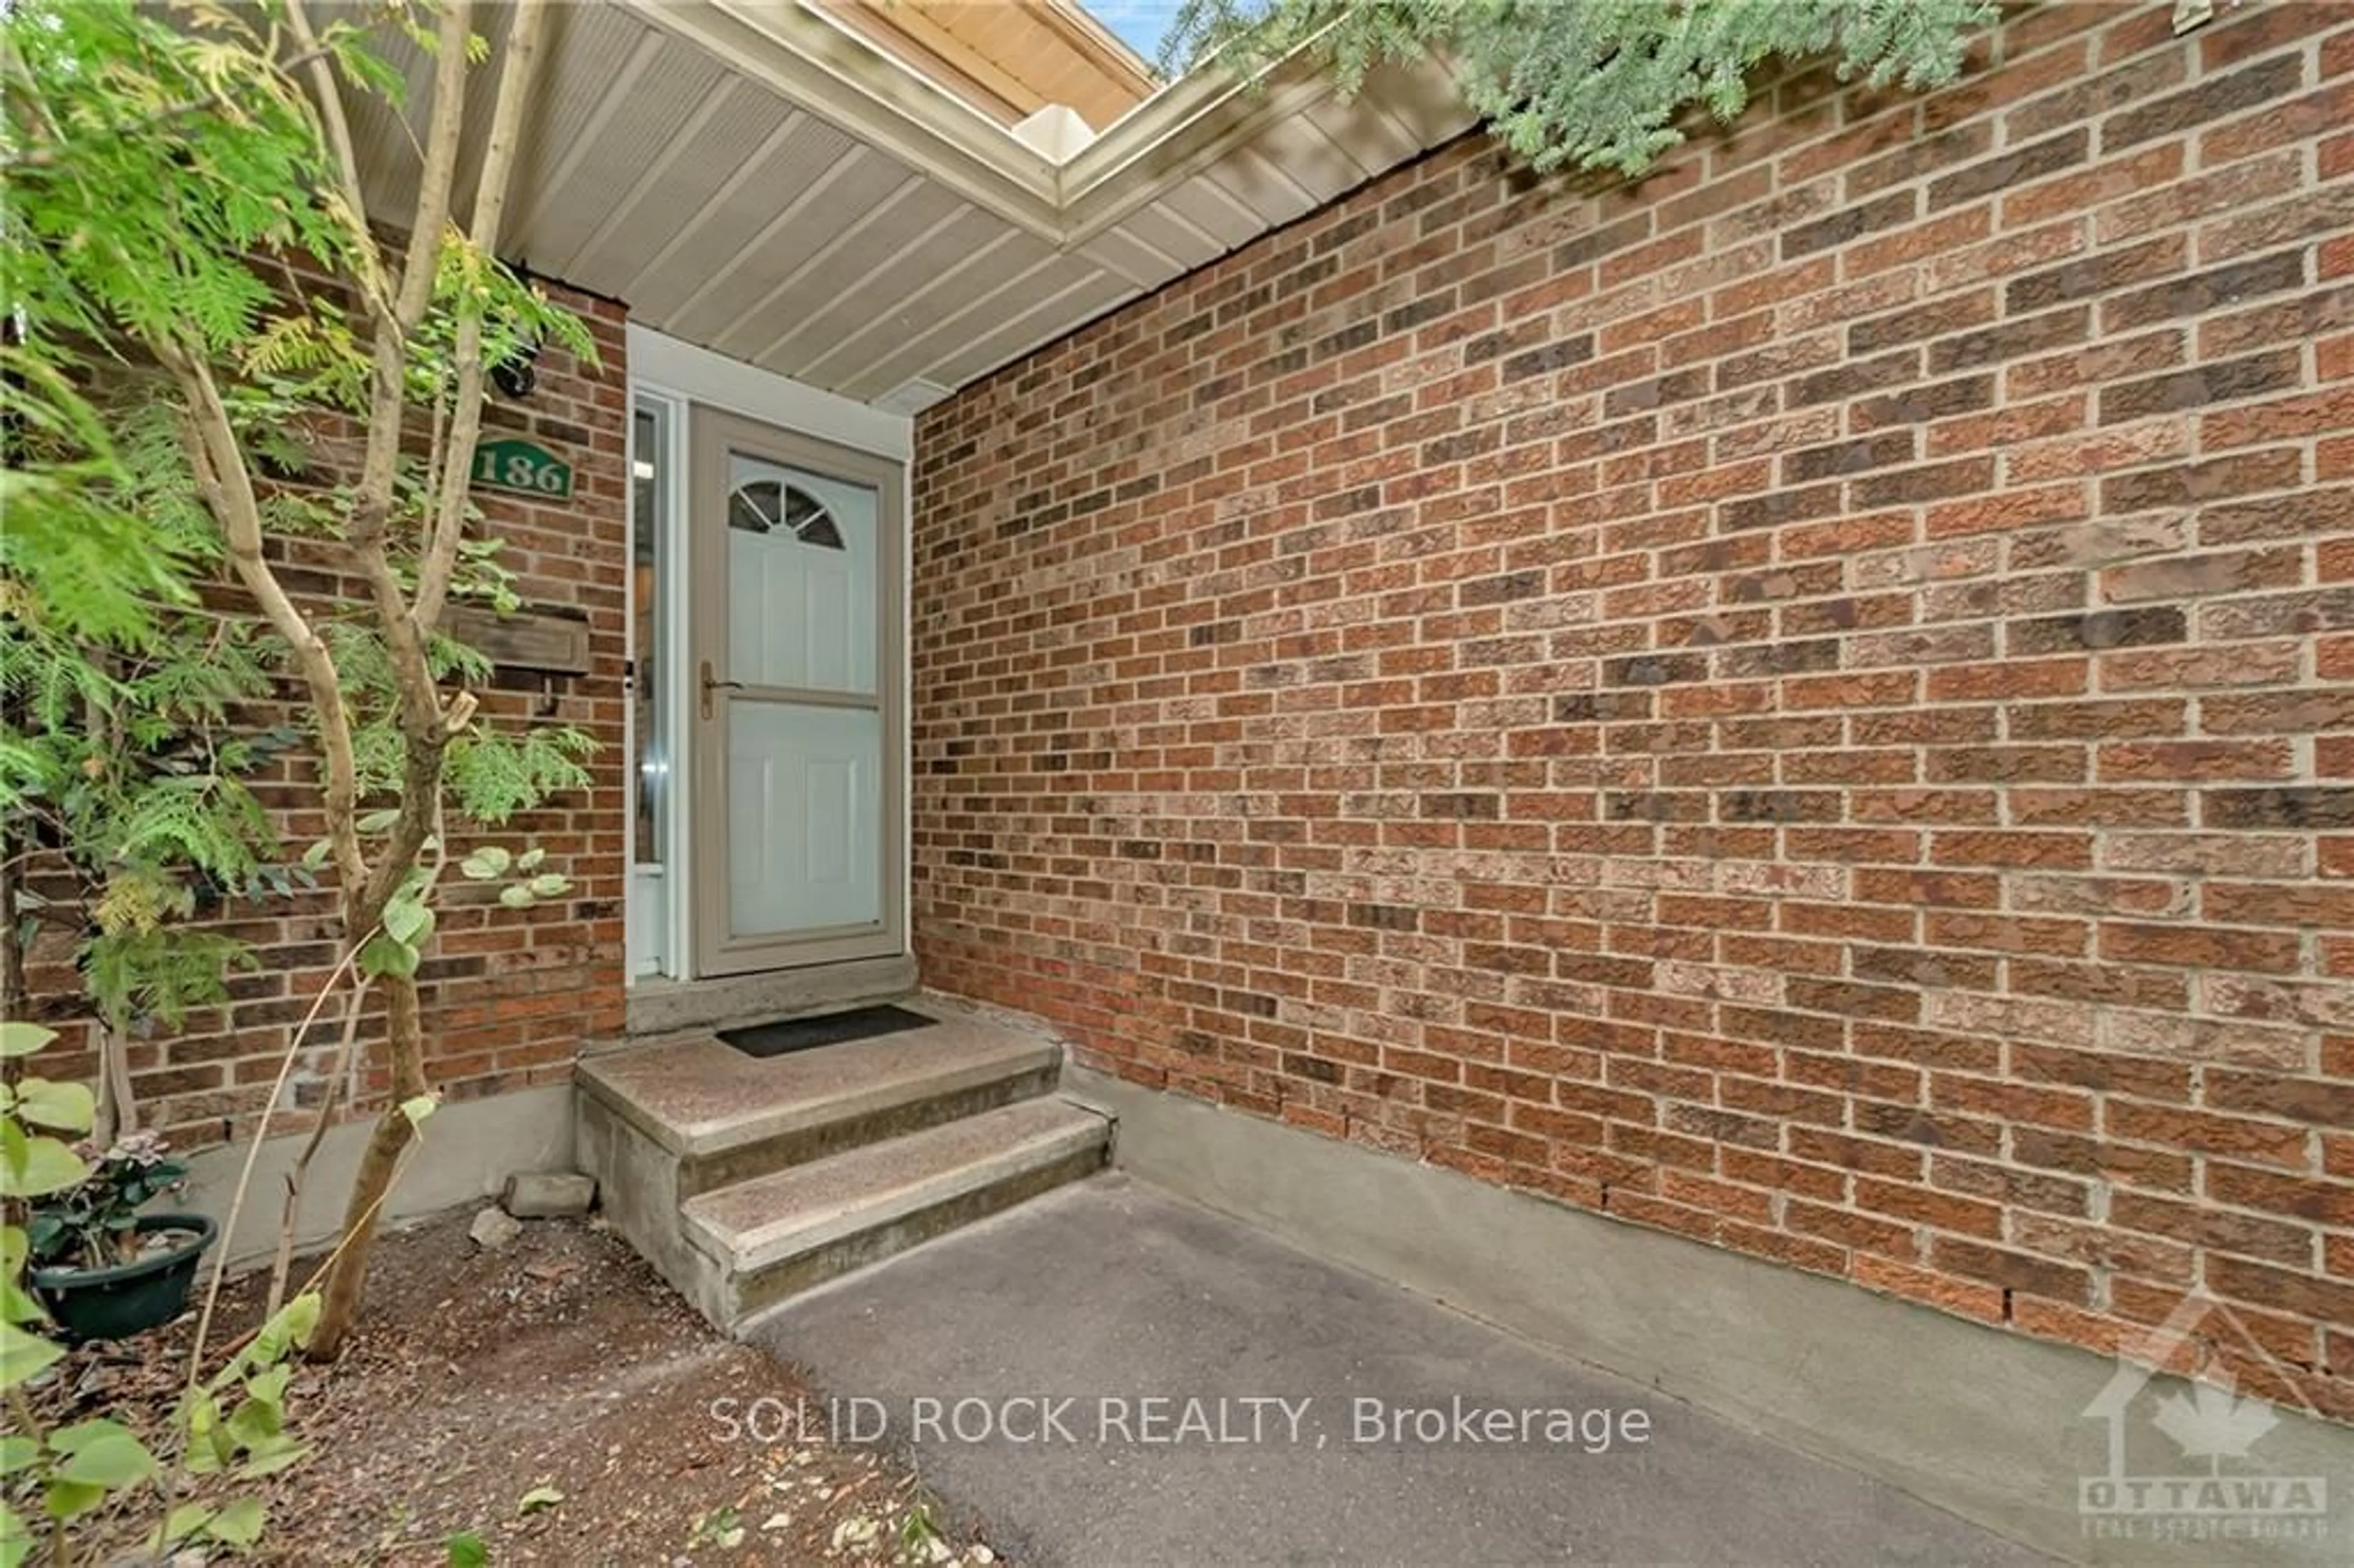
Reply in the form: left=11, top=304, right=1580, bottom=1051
left=2080, top=1292, right=2334, bottom=1546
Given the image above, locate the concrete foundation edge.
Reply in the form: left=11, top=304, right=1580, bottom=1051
left=181, top=1082, right=574, bottom=1269
left=576, top=1090, right=728, bottom=1325
left=1064, top=1065, right=2354, bottom=1568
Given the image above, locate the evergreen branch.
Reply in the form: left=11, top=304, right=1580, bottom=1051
left=1166, top=0, right=1997, bottom=179
left=0, top=48, right=329, bottom=176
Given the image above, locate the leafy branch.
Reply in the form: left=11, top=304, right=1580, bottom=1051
left=1162, top=0, right=1998, bottom=178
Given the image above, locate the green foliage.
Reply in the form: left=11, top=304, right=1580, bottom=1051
left=2, top=2, right=324, bottom=1071
left=6, top=0, right=595, bottom=1062
left=339, top=820, right=573, bottom=985
left=3, top=1, right=352, bottom=355
left=12, top=0, right=593, bottom=1358
left=447, top=725, right=597, bottom=828
left=1, top=0, right=359, bottom=653
left=0, top=1032, right=94, bottom=1235
left=899, top=1496, right=945, bottom=1555
left=688, top=1502, right=741, bottom=1550
left=0, top=409, right=288, bottom=1038
left=1164, top=0, right=1998, bottom=177
left=1, top=1026, right=321, bottom=1565
left=0, top=356, right=180, bottom=654
left=149, top=1287, right=323, bottom=1551
left=7, top=0, right=592, bottom=688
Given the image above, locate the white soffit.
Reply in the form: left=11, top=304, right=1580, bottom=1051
left=348, top=2, right=1475, bottom=405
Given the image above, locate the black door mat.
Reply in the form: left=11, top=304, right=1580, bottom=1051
left=717, top=1003, right=937, bottom=1059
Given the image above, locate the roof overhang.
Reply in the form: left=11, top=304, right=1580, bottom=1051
left=348, top=2, right=1475, bottom=405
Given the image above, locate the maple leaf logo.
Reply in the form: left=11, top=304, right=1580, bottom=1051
left=2152, top=1378, right=2279, bottom=1474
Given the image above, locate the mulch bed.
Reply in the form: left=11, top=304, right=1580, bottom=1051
left=27, top=1209, right=1007, bottom=1566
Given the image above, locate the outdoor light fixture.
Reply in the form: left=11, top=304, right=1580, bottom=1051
left=491, top=333, right=541, bottom=400
left=490, top=256, right=542, bottom=399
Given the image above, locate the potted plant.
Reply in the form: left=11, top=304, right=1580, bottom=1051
left=28, top=1128, right=218, bottom=1341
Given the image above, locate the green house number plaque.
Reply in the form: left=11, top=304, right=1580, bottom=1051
left=471, top=438, right=573, bottom=500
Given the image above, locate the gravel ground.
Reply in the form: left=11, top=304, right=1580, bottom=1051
left=25, top=1208, right=1009, bottom=1566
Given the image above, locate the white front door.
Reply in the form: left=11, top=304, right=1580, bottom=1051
left=690, top=408, right=903, bottom=975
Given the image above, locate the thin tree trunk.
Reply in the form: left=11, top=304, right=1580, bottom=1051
left=307, top=971, right=427, bottom=1360
left=92, top=1019, right=137, bottom=1149
left=267, top=977, right=363, bottom=1315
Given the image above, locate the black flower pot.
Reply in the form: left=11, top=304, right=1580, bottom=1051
left=31, top=1212, right=218, bottom=1343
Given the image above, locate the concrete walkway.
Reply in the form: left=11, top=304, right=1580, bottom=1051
left=748, top=1174, right=2048, bottom=1566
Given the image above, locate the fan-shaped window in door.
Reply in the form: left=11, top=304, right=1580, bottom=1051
left=727, top=477, right=844, bottom=550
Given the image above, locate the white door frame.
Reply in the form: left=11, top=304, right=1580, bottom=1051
left=623, top=325, right=913, bottom=987
left=625, top=395, right=686, bottom=981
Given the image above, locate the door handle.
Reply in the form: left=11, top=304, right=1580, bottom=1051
left=699, top=660, right=744, bottom=719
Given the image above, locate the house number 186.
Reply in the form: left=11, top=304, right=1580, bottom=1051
left=471, top=437, right=574, bottom=501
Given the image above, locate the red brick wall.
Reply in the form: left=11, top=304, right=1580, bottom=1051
left=912, top=2, right=2354, bottom=1412
left=25, top=282, right=631, bottom=1147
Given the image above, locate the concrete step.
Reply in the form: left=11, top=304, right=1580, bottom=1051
left=684, top=1097, right=1110, bottom=1322
left=577, top=1007, right=1061, bottom=1197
